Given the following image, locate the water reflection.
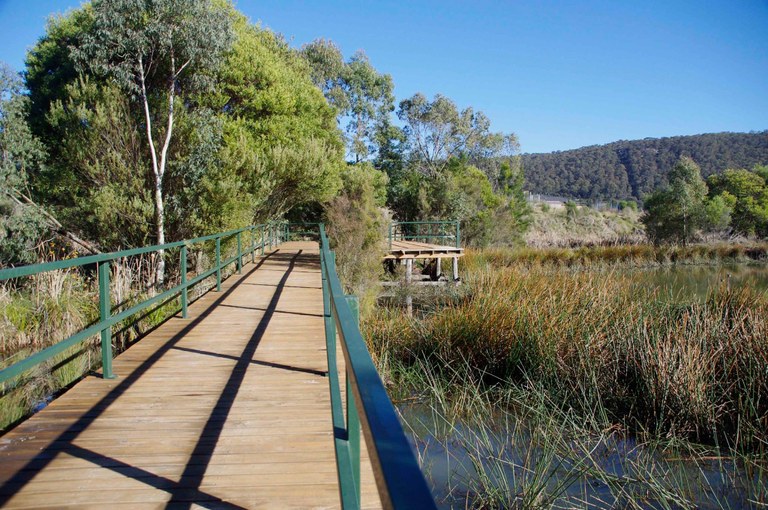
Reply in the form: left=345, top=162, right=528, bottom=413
left=630, top=263, right=768, bottom=301
left=399, top=403, right=765, bottom=509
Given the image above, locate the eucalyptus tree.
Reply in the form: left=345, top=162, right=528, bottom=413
left=643, top=157, right=708, bottom=245
left=301, top=38, right=348, bottom=112
left=301, top=40, right=394, bottom=162
left=73, top=0, right=233, bottom=284
left=397, top=93, right=517, bottom=179
left=343, top=52, right=395, bottom=162
left=707, top=168, right=768, bottom=237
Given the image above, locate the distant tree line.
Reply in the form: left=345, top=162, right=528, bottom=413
left=522, top=132, right=768, bottom=200
left=642, top=157, right=768, bottom=244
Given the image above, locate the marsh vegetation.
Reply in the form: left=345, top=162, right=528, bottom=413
left=365, top=246, right=768, bottom=508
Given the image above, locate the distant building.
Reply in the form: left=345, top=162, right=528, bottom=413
left=525, top=192, right=567, bottom=209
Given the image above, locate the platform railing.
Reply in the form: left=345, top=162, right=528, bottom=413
left=0, top=221, right=286, bottom=385
left=319, top=224, right=437, bottom=510
left=388, top=220, right=460, bottom=249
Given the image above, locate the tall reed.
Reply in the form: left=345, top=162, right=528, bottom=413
left=395, top=355, right=766, bottom=509
left=365, top=259, right=768, bottom=452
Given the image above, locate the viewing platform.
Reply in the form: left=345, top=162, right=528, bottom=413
left=385, top=221, right=464, bottom=282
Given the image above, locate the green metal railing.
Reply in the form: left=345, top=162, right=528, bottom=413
left=1, top=221, right=436, bottom=508
left=388, top=220, right=460, bottom=249
left=0, top=222, right=286, bottom=385
left=319, top=224, right=436, bottom=510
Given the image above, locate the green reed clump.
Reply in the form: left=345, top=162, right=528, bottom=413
left=0, top=268, right=100, bottom=431
left=0, top=253, right=222, bottom=433
left=365, top=262, right=768, bottom=452
left=0, top=269, right=97, bottom=355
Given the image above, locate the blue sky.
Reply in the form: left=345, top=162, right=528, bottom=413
left=0, top=0, right=766, bottom=153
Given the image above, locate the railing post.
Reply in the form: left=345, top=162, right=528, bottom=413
left=345, top=294, right=361, bottom=506
left=388, top=223, right=393, bottom=250
left=215, top=237, right=222, bottom=291
left=261, top=225, right=266, bottom=255
left=98, top=261, right=115, bottom=379
left=250, top=226, right=255, bottom=264
left=180, top=245, right=188, bottom=319
left=236, top=231, right=243, bottom=274
left=455, top=219, right=461, bottom=248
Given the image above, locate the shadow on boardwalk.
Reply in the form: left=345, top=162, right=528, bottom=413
left=0, top=248, right=347, bottom=508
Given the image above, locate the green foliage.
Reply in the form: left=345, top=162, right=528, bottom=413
left=74, top=0, right=233, bottom=98
left=707, top=168, right=768, bottom=237
left=383, top=91, right=527, bottom=246
left=300, top=39, right=348, bottom=112
left=215, top=18, right=344, bottom=220
left=24, top=3, right=344, bottom=257
left=522, top=131, right=768, bottom=200
left=43, top=77, right=152, bottom=249
left=325, top=163, right=388, bottom=312
left=642, top=157, right=708, bottom=245
left=703, top=193, right=734, bottom=232
left=0, top=63, right=48, bottom=265
left=397, top=93, right=517, bottom=179
left=753, top=164, right=768, bottom=182
left=618, top=199, right=637, bottom=211
left=301, top=40, right=395, bottom=162
left=24, top=6, right=94, bottom=142
left=397, top=160, right=529, bottom=247
left=494, top=160, right=532, bottom=244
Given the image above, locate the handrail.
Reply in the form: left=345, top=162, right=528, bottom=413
left=319, top=224, right=436, bottom=510
left=388, top=220, right=460, bottom=250
left=2, top=221, right=436, bottom=508
left=0, top=221, right=287, bottom=385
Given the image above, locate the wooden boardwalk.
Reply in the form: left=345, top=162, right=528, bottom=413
left=0, top=242, right=381, bottom=509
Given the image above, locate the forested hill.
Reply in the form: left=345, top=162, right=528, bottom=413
left=522, top=131, right=768, bottom=200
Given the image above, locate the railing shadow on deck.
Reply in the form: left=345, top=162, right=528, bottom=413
left=0, top=252, right=280, bottom=508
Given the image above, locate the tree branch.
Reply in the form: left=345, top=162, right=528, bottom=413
left=5, top=189, right=101, bottom=254
left=139, top=54, right=161, bottom=179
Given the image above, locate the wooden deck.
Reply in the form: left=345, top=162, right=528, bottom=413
left=0, top=242, right=381, bottom=509
left=384, top=240, right=464, bottom=260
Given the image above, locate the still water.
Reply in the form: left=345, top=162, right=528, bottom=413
left=634, top=263, right=768, bottom=301
left=399, top=403, right=765, bottom=509
left=396, top=263, right=768, bottom=509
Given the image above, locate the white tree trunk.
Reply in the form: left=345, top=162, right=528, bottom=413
left=138, top=54, right=177, bottom=286
left=154, top=174, right=166, bottom=284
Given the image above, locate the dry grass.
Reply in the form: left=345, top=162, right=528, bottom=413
left=525, top=205, right=645, bottom=248
left=0, top=242, right=232, bottom=433
left=364, top=253, right=768, bottom=452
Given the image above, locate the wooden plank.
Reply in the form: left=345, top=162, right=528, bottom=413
left=0, top=242, right=382, bottom=509
left=385, top=239, right=464, bottom=260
